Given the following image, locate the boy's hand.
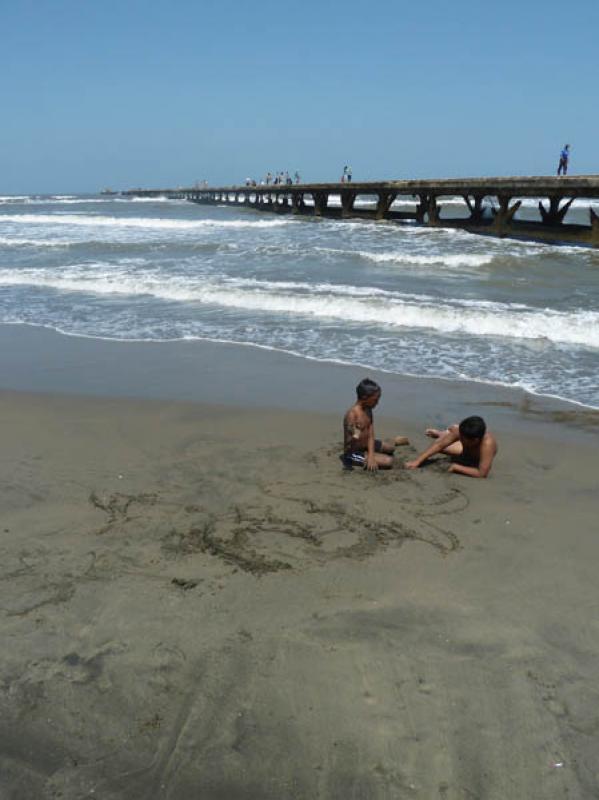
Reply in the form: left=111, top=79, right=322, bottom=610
left=405, top=460, right=420, bottom=470
left=365, top=455, right=379, bottom=472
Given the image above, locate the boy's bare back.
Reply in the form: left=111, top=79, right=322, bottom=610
left=343, top=403, right=373, bottom=454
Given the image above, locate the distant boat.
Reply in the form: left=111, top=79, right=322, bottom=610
left=100, top=188, right=118, bottom=195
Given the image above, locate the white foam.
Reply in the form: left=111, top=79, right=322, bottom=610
left=356, top=250, right=494, bottom=267
left=2, top=266, right=597, bottom=349
left=0, top=236, right=71, bottom=247
left=3, top=196, right=186, bottom=205
left=0, top=213, right=294, bottom=230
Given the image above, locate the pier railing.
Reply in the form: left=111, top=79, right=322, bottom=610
left=122, top=176, right=599, bottom=247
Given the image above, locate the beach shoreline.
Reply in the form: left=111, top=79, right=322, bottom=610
left=1, top=323, right=598, bottom=440
left=1, top=324, right=599, bottom=798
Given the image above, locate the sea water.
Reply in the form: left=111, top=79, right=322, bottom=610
left=0, top=193, right=598, bottom=408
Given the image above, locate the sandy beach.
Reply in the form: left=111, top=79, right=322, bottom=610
left=1, top=326, right=599, bottom=799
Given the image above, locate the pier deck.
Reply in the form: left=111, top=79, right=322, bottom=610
left=123, top=176, right=599, bottom=247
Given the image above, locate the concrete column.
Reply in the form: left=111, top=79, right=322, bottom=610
left=538, top=196, right=574, bottom=225
left=292, top=193, right=304, bottom=214
left=427, top=195, right=441, bottom=226
left=492, top=194, right=521, bottom=235
left=375, top=191, right=397, bottom=220
left=341, top=189, right=357, bottom=218
left=590, top=208, right=599, bottom=247
left=463, top=194, right=485, bottom=223
left=416, top=194, right=429, bottom=223
left=313, top=191, right=329, bottom=216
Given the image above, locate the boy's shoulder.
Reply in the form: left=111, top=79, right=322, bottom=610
left=344, top=402, right=369, bottom=422
left=484, top=430, right=498, bottom=447
left=344, top=403, right=359, bottom=421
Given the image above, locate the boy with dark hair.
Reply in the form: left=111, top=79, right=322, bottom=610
left=405, top=415, right=497, bottom=478
left=342, top=378, right=408, bottom=471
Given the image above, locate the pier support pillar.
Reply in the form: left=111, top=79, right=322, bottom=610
left=416, top=194, right=429, bottom=223
left=313, top=191, right=329, bottom=216
left=539, top=196, right=574, bottom=225
left=416, top=193, right=440, bottom=224
left=426, top=195, right=441, bottom=226
left=341, top=190, right=357, bottom=218
left=464, top=193, right=485, bottom=224
left=590, top=208, right=599, bottom=247
left=375, top=191, right=397, bottom=220
left=492, top=194, right=521, bottom=235
left=292, top=193, right=305, bottom=214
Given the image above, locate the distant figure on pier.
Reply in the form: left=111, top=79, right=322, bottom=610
left=346, top=165, right=352, bottom=183
left=557, top=144, right=570, bottom=176
left=285, top=171, right=292, bottom=185
left=265, top=172, right=272, bottom=185
left=294, top=171, right=301, bottom=184
left=341, top=165, right=348, bottom=183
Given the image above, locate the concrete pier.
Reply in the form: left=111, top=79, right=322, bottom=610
left=123, top=176, right=599, bottom=247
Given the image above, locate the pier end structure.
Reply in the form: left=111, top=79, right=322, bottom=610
left=122, top=176, right=599, bottom=248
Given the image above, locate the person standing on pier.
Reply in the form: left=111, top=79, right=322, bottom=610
left=266, top=171, right=272, bottom=185
left=347, top=165, right=352, bottom=183
left=294, top=171, right=301, bottom=184
left=557, top=144, right=570, bottom=176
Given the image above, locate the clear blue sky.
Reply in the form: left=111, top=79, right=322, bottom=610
left=2, top=0, right=597, bottom=193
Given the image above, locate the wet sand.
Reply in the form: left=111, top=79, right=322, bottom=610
left=1, top=327, right=599, bottom=799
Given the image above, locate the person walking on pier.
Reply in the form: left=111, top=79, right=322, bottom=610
left=294, top=171, right=301, bottom=184
left=346, top=165, right=352, bottom=183
left=265, top=171, right=272, bottom=185
left=557, top=144, right=570, bottom=176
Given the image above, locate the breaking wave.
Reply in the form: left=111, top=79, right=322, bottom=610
left=1, top=266, right=598, bottom=349
left=0, top=213, right=295, bottom=230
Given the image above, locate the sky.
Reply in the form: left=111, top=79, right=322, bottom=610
left=1, top=0, right=598, bottom=193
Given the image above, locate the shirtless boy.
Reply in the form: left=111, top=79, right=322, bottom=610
left=342, top=378, right=408, bottom=471
left=405, top=415, right=497, bottom=478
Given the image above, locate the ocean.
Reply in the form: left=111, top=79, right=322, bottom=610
left=1, top=193, right=598, bottom=409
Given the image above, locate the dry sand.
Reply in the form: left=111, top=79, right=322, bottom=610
left=1, top=329, right=599, bottom=799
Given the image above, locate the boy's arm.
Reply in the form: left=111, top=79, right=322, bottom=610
left=365, top=420, right=378, bottom=471
left=343, top=412, right=353, bottom=454
left=405, top=428, right=459, bottom=469
left=449, top=438, right=496, bottom=479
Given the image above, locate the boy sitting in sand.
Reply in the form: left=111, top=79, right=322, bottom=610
left=405, top=415, right=497, bottom=478
left=342, top=378, right=409, bottom=471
